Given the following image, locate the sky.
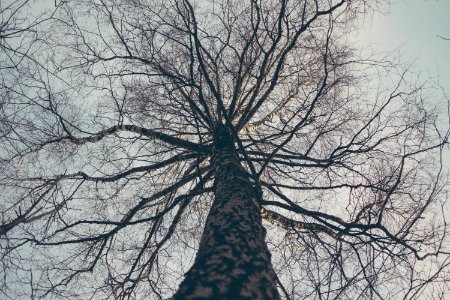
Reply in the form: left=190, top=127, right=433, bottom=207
left=1, top=1, right=449, bottom=298
left=354, top=0, right=450, bottom=169
left=355, top=0, right=450, bottom=90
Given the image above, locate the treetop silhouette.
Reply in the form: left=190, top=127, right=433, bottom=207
left=1, top=0, right=449, bottom=299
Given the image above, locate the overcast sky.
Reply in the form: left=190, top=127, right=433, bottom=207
left=354, top=0, right=450, bottom=175
left=355, top=0, right=450, bottom=90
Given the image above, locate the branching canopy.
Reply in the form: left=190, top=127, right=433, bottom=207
left=1, top=0, right=449, bottom=299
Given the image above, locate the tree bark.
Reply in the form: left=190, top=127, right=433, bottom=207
left=173, top=125, right=280, bottom=300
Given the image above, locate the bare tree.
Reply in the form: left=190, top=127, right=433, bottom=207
left=1, top=0, right=449, bottom=299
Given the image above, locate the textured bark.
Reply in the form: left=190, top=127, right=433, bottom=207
left=173, top=125, right=280, bottom=300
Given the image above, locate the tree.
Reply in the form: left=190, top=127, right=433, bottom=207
left=1, top=0, right=449, bottom=299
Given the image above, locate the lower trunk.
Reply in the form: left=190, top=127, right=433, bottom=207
left=173, top=126, right=280, bottom=300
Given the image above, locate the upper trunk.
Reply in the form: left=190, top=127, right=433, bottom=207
left=173, top=124, right=280, bottom=300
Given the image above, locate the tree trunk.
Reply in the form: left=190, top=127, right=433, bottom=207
left=173, top=125, right=280, bottom=300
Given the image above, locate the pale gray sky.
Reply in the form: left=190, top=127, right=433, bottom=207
left=355, top=0, right=450, bottom=90
left=355, top=0, right=450, bottom=170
